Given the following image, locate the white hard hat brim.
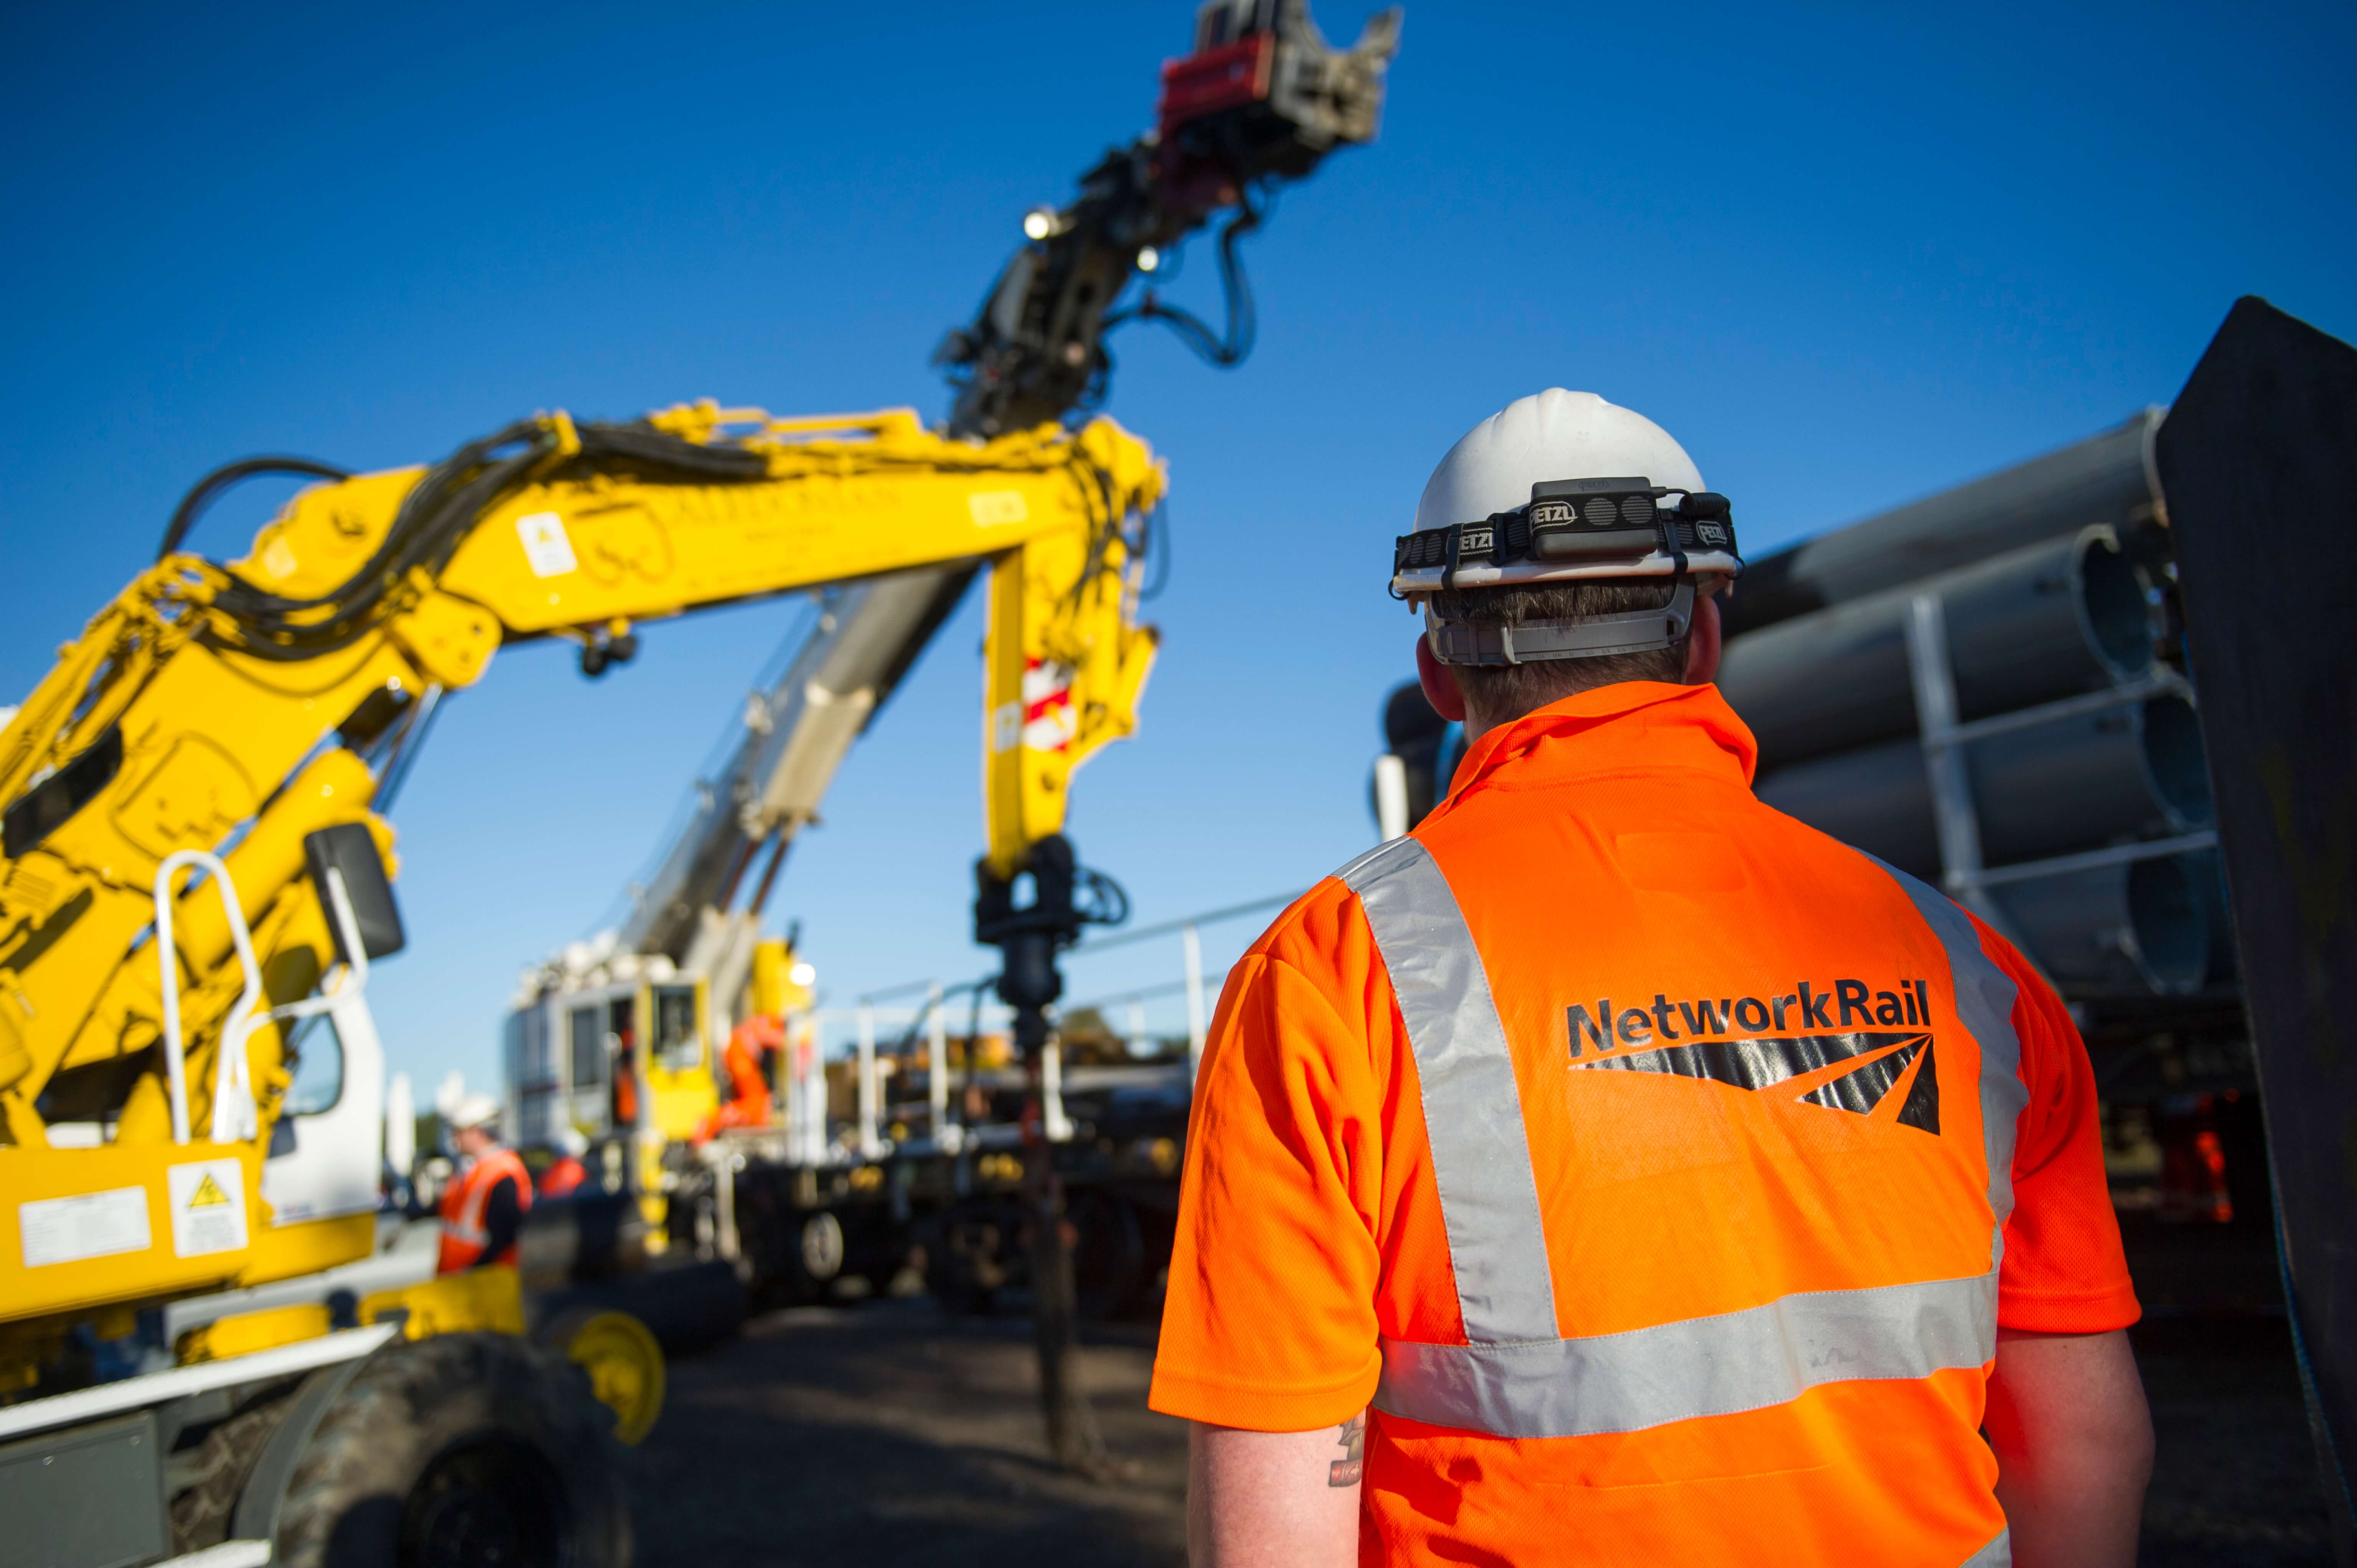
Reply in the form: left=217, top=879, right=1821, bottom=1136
left=447, top=1094, right=503, bottom=1132
left=1392, top=544, right=1741, bottom=598
left=1397, top=389, right=1740, bottom=597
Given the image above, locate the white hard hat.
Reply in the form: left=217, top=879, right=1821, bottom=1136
left=554, top=1126, right=589, bottom=1158
left=447, top=1093, right=503, bottom=1133
left=1396, top=390, right=1741, bottom=666
left=1414, top=389, right=1705, bottom=534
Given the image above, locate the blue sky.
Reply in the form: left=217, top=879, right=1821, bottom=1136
left=5, top=0, right=2351, bottom=1098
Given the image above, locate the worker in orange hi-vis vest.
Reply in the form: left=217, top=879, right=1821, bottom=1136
left=1150, top=391, right=2153, bottom=1568
left=694, top=1014, right=783, bottom=1144
left=537, top=1126, right=592, bottom=1199
left=437, top=1094, right=533, bottom=1273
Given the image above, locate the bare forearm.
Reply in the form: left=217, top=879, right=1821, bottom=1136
left=1188, top=1414, right=1364, bottom=1568
left=1985, top=1329, right=2153, bottom=1568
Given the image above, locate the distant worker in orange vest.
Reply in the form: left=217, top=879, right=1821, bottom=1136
left=537, top=1126, right=591, bottom=1199
left=1152, top=391, right=2154, bottom=1566
left=695, top=1013, right=783, bottom=1144
left=437, top=1094, right=532, bottom=1273
left=611, top=1026, right=639, bottom=1130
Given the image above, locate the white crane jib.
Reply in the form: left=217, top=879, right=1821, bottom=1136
left=612, top=565, right=973, bottom=1024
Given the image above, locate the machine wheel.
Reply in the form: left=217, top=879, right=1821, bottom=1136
left=538, top=1308, right=666, bottom=1444
left=272, top=1333, right=629, bottom=1568
left=169, top=1386, right=300, bottom=1553
left=778, top=1209, right=844, bottom=1302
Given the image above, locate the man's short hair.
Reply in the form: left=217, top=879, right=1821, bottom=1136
left=1428, top=579, right=1685, bottom=716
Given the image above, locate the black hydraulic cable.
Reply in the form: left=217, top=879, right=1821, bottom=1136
left=372, top=686, right=447, bottom=814
left=203, top=418, right=774, bottom=661
left=1137, top=500, right=1172, bottom=602
left=189, top=409, right=1102, bottom=665
left=158, top=456, right=353, bottom=562
left=210, top=420, right=550, bottom=658
left=1103, top=188, right=1263, bottom=368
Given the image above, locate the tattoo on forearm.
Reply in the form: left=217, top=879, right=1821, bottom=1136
left=1328, top=1412, right=1366, bottom=1487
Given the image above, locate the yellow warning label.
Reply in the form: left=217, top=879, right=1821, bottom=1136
left=167, top=1159, right=248, bottom=1258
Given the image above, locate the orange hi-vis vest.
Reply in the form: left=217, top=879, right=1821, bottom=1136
left=1150, top=682, right=2137, bottom=1566
left=537, top=1156, right=589, bottom=1199
left=438, top=1146, right=532, bottom=1272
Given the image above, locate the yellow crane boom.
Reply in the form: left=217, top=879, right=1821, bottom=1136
left=0, top=402, right=1160, bottom=1357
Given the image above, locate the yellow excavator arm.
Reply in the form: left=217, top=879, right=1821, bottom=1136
left=212, top=403, right=1164, bottom=873
left=0, top=405, right=1159, bottom=1330
left=0, top=0, right=1396, bottom=1379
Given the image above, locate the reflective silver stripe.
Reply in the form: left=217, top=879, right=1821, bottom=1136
left=1334, top=837, right=2027, bottom=1442
left=1959, top=1527, right=2012, bottom=1566
left=1863, top=855, right=2029, bottom=1262
left=1374, top=1268, right=1998, bottom=1438
left=1340, top=837, right=1559, bottom=1343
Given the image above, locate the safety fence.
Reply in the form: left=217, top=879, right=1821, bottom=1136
left=772, top=888, right=1304, bottom=1162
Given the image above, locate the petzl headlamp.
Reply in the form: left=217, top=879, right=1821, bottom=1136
left=1394, top=477, right=1742, bottom=667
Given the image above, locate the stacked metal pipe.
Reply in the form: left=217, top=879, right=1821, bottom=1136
left=1717, top=409, right=2225, bottom=996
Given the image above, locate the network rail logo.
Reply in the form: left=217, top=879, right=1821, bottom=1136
left=1566, top=981, right=1942, bottom=1135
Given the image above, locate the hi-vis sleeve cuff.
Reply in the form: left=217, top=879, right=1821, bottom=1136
left=1980, top=919, right=2142, bottom=1337
left=1149, top=936, right=1391, bottom=1435
left=1149, top=1352, right=1383, bottom=1433
left=1994, top=1276, right=2143, bottom=1336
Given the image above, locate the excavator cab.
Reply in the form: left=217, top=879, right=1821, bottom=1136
left=643, top=980, right=716, bottom=1137
left=506, top=977, right=717, bottom=1150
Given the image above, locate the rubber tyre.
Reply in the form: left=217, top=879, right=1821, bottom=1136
left=170, top=1385, right=300, bottom=1553
left=536, top=1308, right=664, bottom=1445
left=273, top=1332, right=629, bottom=1568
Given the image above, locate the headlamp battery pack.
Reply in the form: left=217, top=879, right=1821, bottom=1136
left=1390, top=478, right=1741, bottom=597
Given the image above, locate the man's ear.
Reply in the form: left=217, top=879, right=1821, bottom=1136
left=1416, top=632, right=1466, bottom=723
left=1682, top=588, right=1724, bottom=685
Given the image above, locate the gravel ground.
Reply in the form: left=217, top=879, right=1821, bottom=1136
left=2135, top=1323, right=2335, bottom=1567
left=629, top=1274, right=2335, bottom=1565
left=2125, top=1214, right=2337, bottom=1566
left=629, top=1300, right=1190, bottom=1568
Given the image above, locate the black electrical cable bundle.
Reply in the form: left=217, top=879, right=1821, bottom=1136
left=198, top=418, right=768, bottom=661
left=1075, top=865, right=1129, bottom=929
left=158, top=456, right=356, bottom=562
left=1103, top=185, right=1264, bottom=369
left=1137, top=500, right=1172, bottom=602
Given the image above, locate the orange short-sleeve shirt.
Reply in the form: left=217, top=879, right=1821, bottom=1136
left=1149, top=681, right=2137, bottom=1561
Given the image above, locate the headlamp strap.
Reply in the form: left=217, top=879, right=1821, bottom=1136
left=1426, top=580, right=1697, bottom=667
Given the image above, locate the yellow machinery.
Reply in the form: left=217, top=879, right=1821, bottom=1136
left=0, top=402, right=1164, bottom=1568
left=0, top=405, right=1164, bottom=1357
left=0, top=3, right=1393, bottom=1561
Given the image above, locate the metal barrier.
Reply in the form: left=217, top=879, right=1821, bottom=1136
left=1902, top=588, right=2217, bottom=992
left=786, top=889, right=1302, bottom=1159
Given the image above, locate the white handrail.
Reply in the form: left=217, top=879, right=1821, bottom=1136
left=854, top=1003, right=882, bottom=1159
left=153, top=854, right=374, bottom=1148
left=153, top=851, right=263, bottom=1147
left=1042, top=1039, right=1076, bottom=1142
left=925, top=982, right=959, bottom=1152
